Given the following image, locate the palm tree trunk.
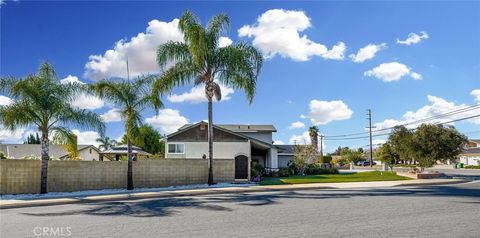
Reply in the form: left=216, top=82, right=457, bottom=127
left=207, top=98, right=214, bottom=185
left=127, top=138, right=133, bottom=190
left=40, top=132, right=49, bottom=194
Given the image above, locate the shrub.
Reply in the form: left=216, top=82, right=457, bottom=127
left=278, top=167, right=290, bottom=177
left=318, top=155, right=332, bottom=164
left=464, top=165, right=480, bottom=169
left=251, top=164, right=264, bottom=178
left=0, top=152, right=7, bottom=160
left=306, top=167, right=339, bottom=175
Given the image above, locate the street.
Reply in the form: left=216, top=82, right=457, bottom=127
left=1, top=181, right=480, bottom=238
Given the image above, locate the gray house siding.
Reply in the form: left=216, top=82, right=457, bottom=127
left=278, top=155, right=293, bottom=168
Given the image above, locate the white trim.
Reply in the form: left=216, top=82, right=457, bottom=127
left=167, top=143, right=185, bottom=154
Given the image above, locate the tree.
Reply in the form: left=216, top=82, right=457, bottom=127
left=412, top=124, right=467, bottom=171
left=292, top=144, right=317, bottom=175
left=389, top=125, right=414, bottom=164
left=92, top=76, right=162, bottom=190
left=0, top=62, right=105, bottom=193
left=341, top=147, right=364, bottom=165
left=308, top=126, right=319, bottom=151
left=153, top=11, right=262, bottom=185
left=24, top=132, right=41, bottom=144
left=121, top=125, right=164, bottom=155
left=96, top=136, right=116, bottom=151
left=376, top=142, right=399, bottom=171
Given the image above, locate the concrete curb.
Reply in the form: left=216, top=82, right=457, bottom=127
left=0, top=179, right=468, bottom=210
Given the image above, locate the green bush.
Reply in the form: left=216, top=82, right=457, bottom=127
left=305, top=164, right=339, bottom=175
left=278, top=167, right=290, bottom=177
left=251, top=164, right=264, bottom=178
left=319, top=155, right=332, bottom=164
left=464, top=165, right=480, bottom=169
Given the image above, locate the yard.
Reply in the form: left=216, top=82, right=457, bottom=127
left=260, top=171, right=411, bottom=185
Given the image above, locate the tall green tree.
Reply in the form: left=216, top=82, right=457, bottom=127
left=389, top=125, right=414, bottom=164
left=412, top=124, right=467, bottom=170
left=92, top=76, right=162, bottom=190
left=376, top=142, right=399, bottom=171
left=308, top=126, right=319, bottom=152
left=121, top=125, right=164, bottom=155
left=24, top=132, right=41, bottom=144
left=96, top=136, right=116, bottom=151
left=0, top=62, right=105, bottom=193
left=340, top=147, right=364, bottom=165
left=153, top=11, right=262, bottom=185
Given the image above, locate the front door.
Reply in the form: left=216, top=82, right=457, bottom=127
left=235, top=155, right=248, bottom=179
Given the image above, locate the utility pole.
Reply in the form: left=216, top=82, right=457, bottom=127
left=367, top=109, right=374, bottom=168
left=320, top=135, right=324, bottom=160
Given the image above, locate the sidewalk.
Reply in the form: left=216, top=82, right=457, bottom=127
left=0, top=178, right=467, bottom=209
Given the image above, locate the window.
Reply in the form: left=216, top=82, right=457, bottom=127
left=168, top=143, right=185, bottom=154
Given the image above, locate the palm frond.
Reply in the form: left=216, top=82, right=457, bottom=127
left=216, top=42, right=262, bottom=103
left=157, top=41, right=191, bottom=69
left=213, top=82, right=222, bottom=101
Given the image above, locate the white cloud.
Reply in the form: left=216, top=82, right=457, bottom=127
left=218, top=37, right=233, bottom=48
left=72, top=130, right=101, bottom=147
left=100, top=108, right=122, bottom=122
left=0, top=95, right=13, bottom=106
left=322, top=42, right=346, bottom=60
left=364, top=62, right=422, bottom=82
left=0, top=128, right=26, bottom=143
left=71, top=94, right=105, bottom=110
left=306, top=99, right=353, bottom=125
left=375, top=95, right=480, bottom=130
left=60, top=75, right=105, bottom=110
left=289, top=121, right=305, bottom=129
left=145, top=109, right=189, bottom=134
left=372, top=139, right=387, bottom=145
left=349, top=43, right=386, bottom=63
left=471, top=89, right=480, bottom=102
left=273, top=140, right=285, bottom=145
left=238, top=9, right=345, bottom=61
left=84, top=19, right=184, bottom=80
left=167, top=83, right=234, bottom=104
left=397, top=31, right=429, bottom=45
left=60, top=75, right=85, bottom=84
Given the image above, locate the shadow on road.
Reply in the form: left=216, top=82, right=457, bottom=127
left=21, top=183, right=480, bottom=218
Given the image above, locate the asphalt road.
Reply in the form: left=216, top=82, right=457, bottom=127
left=1, top=181, right=480, bottom=238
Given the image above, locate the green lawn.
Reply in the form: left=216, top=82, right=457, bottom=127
left=260, top=171, right=411, bottom=185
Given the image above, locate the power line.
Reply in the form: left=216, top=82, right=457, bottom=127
left=324, top=104, right=480, bottom=138
left=323, top=114, right=480, bottom=141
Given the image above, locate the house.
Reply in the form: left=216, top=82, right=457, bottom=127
left=0, top=144, right=100, bottom=160
left=164, top=122, right=295, bottom=180
left=457, top=139, right=480, bottom=166
left=99, top=144, right=152, bottom=161
left=466, top=139, right=480, bottom=148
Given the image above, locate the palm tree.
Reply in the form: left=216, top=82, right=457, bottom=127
left=92, top=76, right=162, bottom=190
left=309, top=126, right=319, bottom=152
left=0, top=62, right=105, bottom=194
left=153, top=11, right=262, bottom=185
left=96, top=136, right=116, bottom=151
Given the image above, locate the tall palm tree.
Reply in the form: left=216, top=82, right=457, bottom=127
left=92, top=76, right=162, bottom=190
left=0, top=62, right=105, bottom=194
left=96, top=136, right=116, bottom=151
left=309, top=126, right=319, bottom=152
left=153, top=11, right=262, bottom=185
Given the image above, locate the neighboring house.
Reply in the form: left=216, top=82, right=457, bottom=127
left=459, top=147, right=480, bottom=166
left=0, top=144, right=100, bottom=160
left=99, top=144, right=152, bottom=161
left=466, top=139, right=480, bottom=148
left=457, top=139, right=480, bottom=165
left=164, top=122, right=295, bottom=180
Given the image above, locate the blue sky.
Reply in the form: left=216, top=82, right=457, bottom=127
left=1, top=1, right=479, bottom=152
